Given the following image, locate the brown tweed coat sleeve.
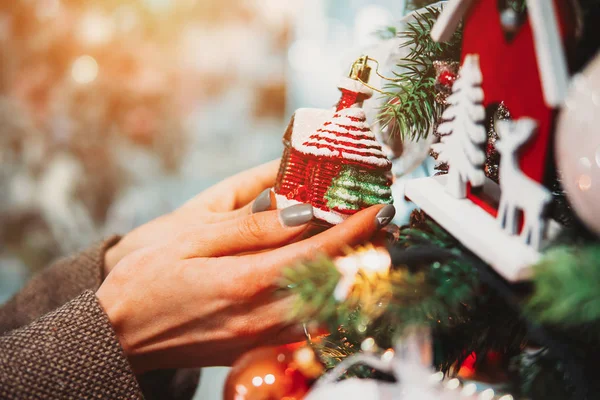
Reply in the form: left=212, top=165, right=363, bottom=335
left=0, top=238, right=200, bottom=400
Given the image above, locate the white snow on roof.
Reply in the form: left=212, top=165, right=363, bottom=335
left=295, top=107, right=392, bottom=169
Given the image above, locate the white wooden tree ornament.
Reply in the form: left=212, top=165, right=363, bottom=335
left=495, top=118, right=551, bottom=250
left=431, top=54, right=486, bottom=199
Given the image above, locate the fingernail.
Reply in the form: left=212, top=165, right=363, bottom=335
left=252, top=189, right=272, bottom=214
left=280, top=204, right=313, bottom=227
left=375, top=204, right=396, bottom=229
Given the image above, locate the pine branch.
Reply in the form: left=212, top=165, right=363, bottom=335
left=280, top=210, right=534, bottom=381
left=280, top=212, right=483, bottom=374
left=527, top=246, right=600, bottom=327
left=406, top=0, right=445, bottom=11
left=379, top=6, right=462, bottom=141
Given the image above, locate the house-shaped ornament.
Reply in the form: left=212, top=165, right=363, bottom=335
left=404, top=0, right=577, bottom=281
left=274, top=57, right=393, bottom=225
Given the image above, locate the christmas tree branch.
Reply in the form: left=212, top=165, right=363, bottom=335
left=378, top=6, right=462, bottom=141
left=527, top=245, right=600, bottom=327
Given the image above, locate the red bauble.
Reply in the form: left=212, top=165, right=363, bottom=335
left=224, top=345, right=315, bottom=400
left=437, top=70, right=456, bottom=87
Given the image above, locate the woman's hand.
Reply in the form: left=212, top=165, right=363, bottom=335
left=97, top=160, right=395, bottom=373
left=104, top=160, right=288, bottom=274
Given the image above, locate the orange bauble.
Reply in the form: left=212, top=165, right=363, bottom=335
left=224, top=345, right=318, bottom=400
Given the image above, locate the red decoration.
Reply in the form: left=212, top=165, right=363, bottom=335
left=437, top=70, right=456, bottom=87
left=458, top=0, right=577, bottom=212
left=336, top=89, right=368, bottom=111
left=274, top=74, right=393, bottom=225
left=224, top=345, right=320, bottom=400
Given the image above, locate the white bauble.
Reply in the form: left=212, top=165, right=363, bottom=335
left=556, top=54, right=600, bottom=236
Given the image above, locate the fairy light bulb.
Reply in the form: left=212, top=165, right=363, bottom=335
left=445, top=378, right=460, bottom=390
left=360, top=248, right=391, bottom=274
left=293, top=346, right=323, bottom=379
left=361, top=337, right=377, bottom=352
left=382, top=349, right=395, bottom=363
left=462, top=383, right=478, bottom=396
left=480, top=388, right=495, bottom=400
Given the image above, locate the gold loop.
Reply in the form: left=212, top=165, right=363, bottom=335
left=351, top=56, right=401, bottom=95
left=365, top=57, right=401, bottom=83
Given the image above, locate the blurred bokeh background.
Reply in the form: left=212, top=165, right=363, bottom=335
left=0, top=0, right=417, bottom=398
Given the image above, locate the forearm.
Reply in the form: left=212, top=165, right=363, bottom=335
left=0, top=291, right=143, bottom=400
left=0, top=236, right=120, bottom=334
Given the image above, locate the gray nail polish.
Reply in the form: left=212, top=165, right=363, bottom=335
left=280, top=204, right=313, bottom=227
left=375, top=205, right=396, bottom=229
left=252, top=189, right=272, bottom=214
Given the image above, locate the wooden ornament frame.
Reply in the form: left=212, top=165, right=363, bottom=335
left=405, top=0, right=576, bottom=281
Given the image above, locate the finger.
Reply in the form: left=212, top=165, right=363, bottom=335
left=178, top=204, right=314, bottom=258
left=234, top=294, right=325, bottom=347
left=245, top=204, right=396, bottom=285
left=195, top=159, right=281, bottom=213
left=200, top=188, right=275, bottom=224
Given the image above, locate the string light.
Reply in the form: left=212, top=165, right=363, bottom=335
left=294, top=347, right=315, bottom=366
left=444, top=378, right=460, bottom=390
left=71, top=56, right=98, bottom=84
left=381, top=349, right=395, bottom=363
left=429, top=371, right=444, bottom=383
left=333, top=245, right=392, bottom=301
left=359, top=247, right=391, bottom=274
left=479, top=388, right=496, bottom=400
left=251, top=376, right=263, bottom=387
left=264, top=374, right=275, bottom=385
left=461, top=383, right=478, bottom=396
left=361, top=337, right=376, bottom=352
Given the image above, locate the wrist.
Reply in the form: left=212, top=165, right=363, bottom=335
left=96, top=283, right=147, bottom=374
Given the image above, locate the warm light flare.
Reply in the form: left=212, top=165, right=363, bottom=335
left=71, top=56, right=99, bottom=84
left=251, top=376, right=262, bottom=387
left=78, top=12, right=114, bottom=46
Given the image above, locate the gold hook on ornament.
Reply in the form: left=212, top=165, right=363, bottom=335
left=349, top=55, right=401, bottom=95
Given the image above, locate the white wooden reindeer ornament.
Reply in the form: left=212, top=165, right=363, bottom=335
left=431, top=54, right=487, bottom=199
left=496, top=118, right=551, bottom=250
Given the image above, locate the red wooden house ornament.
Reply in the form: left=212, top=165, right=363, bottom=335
left=274, top=57, right=393, bottom=225
left=433, top=0, right=577, bottom=214
left=404, top=0, right=576, bottom=281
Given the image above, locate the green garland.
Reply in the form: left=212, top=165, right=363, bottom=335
left=379, top=6, right=462, bottom=141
